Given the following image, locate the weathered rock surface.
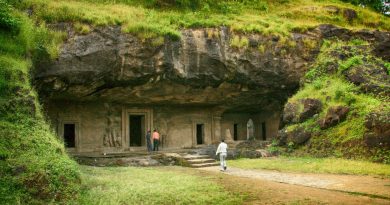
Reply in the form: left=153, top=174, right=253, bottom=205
left=364, top=110, right=390, bottom=148
left=35, top=26, right=320, bottom=112
left=282, top=98, right=322, bottom=124
left=319, top=106, right=349, bottom=129
left=277, top=126, right=313, bottom=146
left=34, top=24, right=389, bottom=113
left=300, top=98, right=322, bottom=121
left=373, top=39, right=390, bottom=61
left=344, top=64, right=390, bottom=96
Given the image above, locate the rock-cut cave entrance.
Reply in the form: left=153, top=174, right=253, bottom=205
left=63, top=123, right=76, bottom=148
left=196, top=124, right=204, bottom=145
left=129, top=115, right=145, bottom=147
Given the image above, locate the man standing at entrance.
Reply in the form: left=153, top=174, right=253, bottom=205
left=146, top=130, right=152, bottom=152
left=216, top=139, right=228, bottom=171
left=152, top=129, right=160, bottom=151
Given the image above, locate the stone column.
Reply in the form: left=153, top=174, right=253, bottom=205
left=212, top=116, right=222, bottom=143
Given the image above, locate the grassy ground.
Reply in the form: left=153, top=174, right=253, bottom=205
left=79, top=166, right=243, bottom=205
left=229, top=157, right=390, bottom=177
left=0, top=2, right=80, bottom=203
left=10, top=0, right=390, bottom=39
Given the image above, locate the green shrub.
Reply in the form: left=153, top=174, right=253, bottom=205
left=0, top=0, right=20, bottom=32
left=384, top=62, right=390, bottom=75
left=338, top=55, right=363, bottom=72
left=349, top=38, right=368, bottom=46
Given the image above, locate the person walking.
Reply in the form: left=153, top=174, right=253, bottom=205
left=152, top=129, right=160, bottom=151
left=216, top=139, right=228, bottom=171
left=146, top=130, right=152, bottom=152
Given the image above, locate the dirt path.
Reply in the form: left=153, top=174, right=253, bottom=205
left=199, top=166, right=390, bottom=199
left=192, top=166, right=390, bottom=205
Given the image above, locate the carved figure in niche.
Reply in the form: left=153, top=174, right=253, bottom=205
left=103, top=128, right=111, bottom=147
left=247, top=119, right=254, bottom=140
left=103, top=103, right=122, bottom=147
left=225, top=128, right=234, bottom=142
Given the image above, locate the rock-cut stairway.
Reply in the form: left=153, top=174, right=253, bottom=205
left=183, top=154, right=219, bottom=168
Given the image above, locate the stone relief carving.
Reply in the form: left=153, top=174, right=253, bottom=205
left=103, top=103, right=122, bottom=147
left=103, top=128, right=122, bottom=147
left=247, top=118, right=254, bottom=140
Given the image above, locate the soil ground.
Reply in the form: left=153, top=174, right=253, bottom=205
left=166, top=166, right=390, bottom=205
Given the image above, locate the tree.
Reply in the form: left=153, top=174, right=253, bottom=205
left=342, top=0, right=389, bottom=15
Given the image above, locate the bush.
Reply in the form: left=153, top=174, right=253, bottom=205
left=0, top=0, right=20, bottom=32
left=338, top=55, right=363, bottom=72
left=384, top=62, right=390, bottom=75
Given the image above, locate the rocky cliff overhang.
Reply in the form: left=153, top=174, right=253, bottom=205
left=34, top=25, right=389, bottom=113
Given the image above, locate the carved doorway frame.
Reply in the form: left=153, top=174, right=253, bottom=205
left=58, top=119, right=80, bottom=153
left=122, top=108, right=153, bottom=149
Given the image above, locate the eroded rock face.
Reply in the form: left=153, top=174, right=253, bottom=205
left=345, top=64, right=390, bottom=96
left=364, top=110, right=390, bottom=148
left=282, top=98, right=322, bottom=124
left=35, top=26, right=322, bottom=112
left=34, top=24, right=389, bottom=113
left=300, top=98, right=322, bottom=122
left=277, top=126, right=312, bottom=145
left=319, top=106, right=349, bottom=129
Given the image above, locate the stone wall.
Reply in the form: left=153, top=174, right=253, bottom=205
left=153, top=106, right=213, bottom=148
left=46, top=101, right=279, bottom=153
left=221, top=111, right=280, bottom=141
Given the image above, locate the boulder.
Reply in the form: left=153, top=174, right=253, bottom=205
left=299, top=98, right=322, bottom=121
left=286, top=126, right=312, bottom=145
left=364, top=111, right=390, bottom=148
left=277, top=126, right=312, bottom=145
left=319, top=106, right=349, bottom=129
left=238, top=149, right=273, bottom=158
left=276, top=128, right=288, bottom=145
left=282, top=102, right=299, bottom=124
left=282, top=98, right=322, bottom=124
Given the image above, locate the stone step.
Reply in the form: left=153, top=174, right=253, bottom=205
left=187, top=158, right=216, bottom=164
left=183, top=155, right=210, bottom=160
left=191, top=162, right=219, bottom=168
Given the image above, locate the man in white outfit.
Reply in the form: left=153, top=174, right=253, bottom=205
left=216, top=139, right=228, bottom=171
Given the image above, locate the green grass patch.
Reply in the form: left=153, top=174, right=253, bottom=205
left=0, top=3, right=80, bottom=203
left=10, top=0, right=390, bottom=40
left=229, top=157, right=390, bottom=177
left=338, top=55, right=363, bottom=73
left=79, top=166, right=243, bottom=205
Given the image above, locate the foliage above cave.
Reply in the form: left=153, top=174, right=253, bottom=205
left=7, top=0, right=390, bottom=39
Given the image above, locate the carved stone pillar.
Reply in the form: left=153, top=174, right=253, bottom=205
left=212, top=116, right=222, bottom=143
